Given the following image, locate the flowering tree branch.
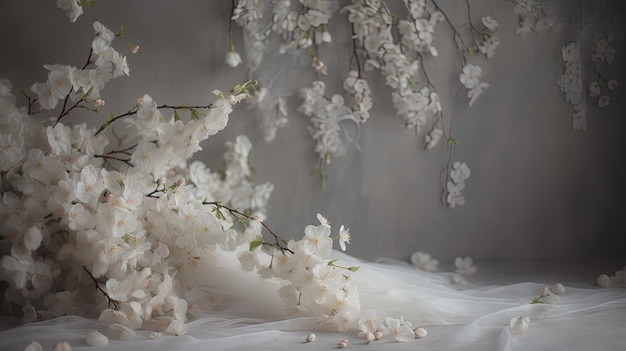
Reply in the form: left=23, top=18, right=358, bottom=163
left=82, top=266, right=120, bottom=310
left=203, top=201, right=294, bottom=254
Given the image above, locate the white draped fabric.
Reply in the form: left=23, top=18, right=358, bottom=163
left=1, top=251, right=625, bottom=351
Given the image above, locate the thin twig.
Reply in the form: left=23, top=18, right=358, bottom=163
left=82, top=266, right=120, bottom=310
left=203, top=201, right=294, bottom=254
left=431, top=0, right=468, bottom=67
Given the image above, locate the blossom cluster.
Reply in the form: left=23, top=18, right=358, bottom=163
left=346, top=0, right=444, bottom=133
left=512, top=0, right=554, bottom=35
left=0, top=18, right=280, bottom=339
left=557, top=42, right=587, bottom=130
left=588, top=38, right=618, bottom=109
left=225, top=0, right=500, bottom=207
left=460, top=64, right=490, bottom=108
left=446, top=161, right=471, bottom=209
left=596, top=266, right=626, bottom=288
left=30, top=21, right=129, bottom=111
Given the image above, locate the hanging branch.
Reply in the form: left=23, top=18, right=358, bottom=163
left=431, top=0, right=469, bottom=67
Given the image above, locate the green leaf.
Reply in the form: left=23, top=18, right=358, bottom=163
left=327, top=259, right=338, bottom=266
left=174, top=110, right=181, bottom=122
left=190, top=108, right=202, bottom=120
left=83, top=86, right=95, bottom=99
left=249, top=237, right=263, bottom=251
left=117, top=25, right=127, bottom=39
left=349, top=266, right=360, bottom=272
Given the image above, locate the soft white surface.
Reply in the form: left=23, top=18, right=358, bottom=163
left=1, top=252, right=625, bottom=351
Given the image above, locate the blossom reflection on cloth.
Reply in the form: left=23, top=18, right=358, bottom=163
left=2, top=251, right=624, bottom=351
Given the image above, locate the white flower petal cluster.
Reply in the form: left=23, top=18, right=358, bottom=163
left=588, top=39, right=617, bottom=109
left=356, top=310, right=420, bottom=343
left=410, top=251, right=438, bottom=272
left=596, top=266, right=626, bottom=288
left=557, top=42, right=587, bottom=130
left=513, top=0, right=554, bottom=35
left=343, top=71, right=373, bottom=123
left=345, top=0, right=443, bottom=133
left=56, top=0, right=84, bottom=23
left=454, top=256, right=477, bottom=275
left=30, top=22, right=129, bottom=111
left=0, top=20, right=280, bottom=336
left=476, top=16, right=500, bottom=58
left=460, top=64, right=489, bottom=107
left=299, top=81, right=355, bottom=163
left=447, top=161, right=470, bottom=209
left=510, top=315, right=530, bottom=335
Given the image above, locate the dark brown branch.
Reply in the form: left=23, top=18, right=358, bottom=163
left=203, top=201, right=294, bottom=255
left=82, top=266, right=120, bottom=310
left=431, top=0, right=468, bottom=66
left=94, top=154, right=133, bottom=167
left=55, top=49, right=93, bottom=127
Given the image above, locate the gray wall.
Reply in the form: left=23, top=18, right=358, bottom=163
left=1, top=1, right=624, bottom=262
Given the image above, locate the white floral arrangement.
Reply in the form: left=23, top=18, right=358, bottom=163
left=226, top=0, right=503, bottom=208
left=0, top=2, right=429, bottom=345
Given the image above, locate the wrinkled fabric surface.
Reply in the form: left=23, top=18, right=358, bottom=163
left=1, top=252, right=625, bottom=351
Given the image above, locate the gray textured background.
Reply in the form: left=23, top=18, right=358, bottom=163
left=1, top=1, right=624, bottom=263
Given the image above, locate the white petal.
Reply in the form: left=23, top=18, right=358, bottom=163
left=86, top=330, right=108, bottom=346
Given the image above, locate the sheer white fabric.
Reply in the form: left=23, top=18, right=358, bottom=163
left=1, top=251, right=625, bottom=350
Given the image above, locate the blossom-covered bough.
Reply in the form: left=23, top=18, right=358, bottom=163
left=0, top=2, right=428, bottom=346
left=228, top=0, right=502, bottom=208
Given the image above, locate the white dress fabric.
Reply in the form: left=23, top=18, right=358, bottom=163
left=1, top=251, right=625, bottom=351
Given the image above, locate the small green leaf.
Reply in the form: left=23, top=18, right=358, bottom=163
left=174, top=110, right=181, bottom=122
left=327, top=259, right=338, bottom=266
left=349, top=266, right=360, bottom=272
left=249, top=237, right=263, bottom=251
left=83, top=86, right=95, bottom=99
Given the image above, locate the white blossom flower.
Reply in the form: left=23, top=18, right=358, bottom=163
left=588, top=82, right=601, bottom=97
left=383, top=316, right=415, bottom=342
left=86, top=330, right=109, bottom=346
left=451, top=162, right=471, bottom=183
left=510, top=315, right=530, bottom=335
left=481, top=16, right=498, bottom=31
left=425, top=128, right=443, bottom=150
left=598, top=96, right=610, bottom=108
left=446, top=181, right=466, bottom=209
left=338, top=225, right=351, bottom=251
left=410, top=251, right=438, bottom=271
left=455, top=256, right=477, bottom=275
left=596, top=274, right=611, bottom=287
left=460, top=64, right=483, bottom=89
left=607, top=79, right=618, bottom=90
left=225, top=51, right=243, bottom=68
left=552, top=283, right=565, bottom=295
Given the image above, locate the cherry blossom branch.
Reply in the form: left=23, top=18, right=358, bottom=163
left=94, top=153, right=133, bottom=167
left=465, top=0, right=476, bottom=32
left=203, top=201, right=294, bottom=255
left=82, top=266, right=120, bottom=310
left=54, top=49, right=94, bottom=127
left=350, top=24, right=362, bottom=77
left=431, top=0, right=468, bottom=67
left=20, top=90, right=37, bottom=115
left=94, top=103, right=215, bottom=136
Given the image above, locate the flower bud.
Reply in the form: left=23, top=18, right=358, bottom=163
left=305, top=333, right=316, bottom=342
left=94, top=98, right=105, bottom=107
left=364, top=332, right=375, bottom=344
left=552, top=283, right=565, bottom=295
left=130, top=45, right=140, bottom=54
left=24, top=341, right=43, bottom=351
left=52, top=341, right=72, bottom=351
left=597, top=274, right=610, bottom=287
left=338, top=341, right=348, bottom=348
left=86, top=330, right=108, bottom=346
left=414, top=327, right=428, bottom=338
left=374, top=331, right=384, bottom=340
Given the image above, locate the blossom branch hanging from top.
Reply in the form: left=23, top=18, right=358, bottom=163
left=227, top=0, right=501, bottom=208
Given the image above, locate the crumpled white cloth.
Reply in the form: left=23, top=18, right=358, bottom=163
left=1, top=251, right=625, bottom=351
